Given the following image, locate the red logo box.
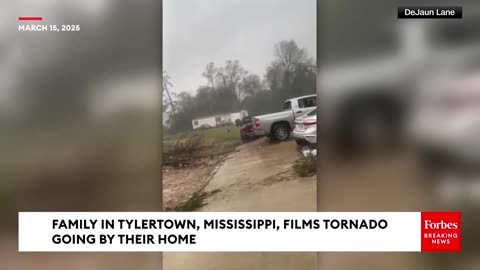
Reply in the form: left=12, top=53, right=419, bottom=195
left=421, top=212, right=461, bottom=252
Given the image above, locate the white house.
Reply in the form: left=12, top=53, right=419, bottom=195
left=192, top=110, right=248, bottom=130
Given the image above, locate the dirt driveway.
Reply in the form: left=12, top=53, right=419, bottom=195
left=164, top=138, right=316, bottom=270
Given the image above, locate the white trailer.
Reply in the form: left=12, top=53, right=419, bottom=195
left=192, top=110, right=249, bottom=130
left=191, top=116, right=217, bottom=129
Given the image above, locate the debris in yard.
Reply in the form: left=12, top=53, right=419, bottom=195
left=262, top=170, right=296, bottom=185
left=169, top=189, right=221, bottom=212
left=293, top=153, right=316, bottom=177
left=172, top=191, right=208, bottom=212
left=301, top=146, right=317, bottom=157
left=162, top=130, right=237, bottom=211
left=163, top=134, right=205, bottom=168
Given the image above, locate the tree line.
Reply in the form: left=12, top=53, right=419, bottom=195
left=163, top=40, right=316, bottom=132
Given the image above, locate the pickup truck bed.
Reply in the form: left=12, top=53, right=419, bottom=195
left=253, top=94, right=316, bottom=141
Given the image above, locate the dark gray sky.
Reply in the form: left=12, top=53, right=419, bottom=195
left=164, top=0, right=316, bottom=94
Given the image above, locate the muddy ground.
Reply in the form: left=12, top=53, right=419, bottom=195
left=163, top=159, right=223, bottom=211
left=162, top=135, right=237, bottom=211
left=164, top=138, right=317, bottom=270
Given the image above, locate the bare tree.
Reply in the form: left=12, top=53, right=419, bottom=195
left=163, top=71, right=176, bottom=118
left=216, top=60, right=247, bottom=98
left=274, top=40, right=308, bottom=72
left=202, top=62, right=217, bottom=90
left=239, top=74, right=262, bottom=98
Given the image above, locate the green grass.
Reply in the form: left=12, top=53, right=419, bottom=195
left=164, top=125, right=240, bottom=144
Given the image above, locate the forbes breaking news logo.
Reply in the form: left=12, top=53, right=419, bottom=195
left=421, top=212, right=461, bottom=252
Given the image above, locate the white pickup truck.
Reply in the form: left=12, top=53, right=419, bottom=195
left=253, top=95, right=316, bottom=141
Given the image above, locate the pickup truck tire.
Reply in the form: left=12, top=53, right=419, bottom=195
left=271, top=124, right=290, bottom=141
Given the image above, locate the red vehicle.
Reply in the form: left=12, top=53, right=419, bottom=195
left=240, top=116, right=259, bottom=143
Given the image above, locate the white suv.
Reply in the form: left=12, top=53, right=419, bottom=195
left=293, top=108, right=317, bottom=146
